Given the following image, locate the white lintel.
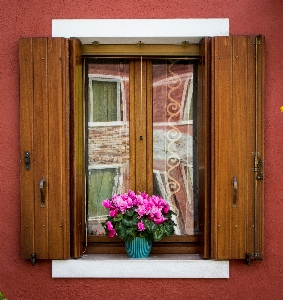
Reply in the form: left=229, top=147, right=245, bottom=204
left=52, top=18, right=229, bottom=44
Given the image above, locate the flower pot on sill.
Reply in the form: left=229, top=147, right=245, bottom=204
left=125, top=237, right=152, bottom=258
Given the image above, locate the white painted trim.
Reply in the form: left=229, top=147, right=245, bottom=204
left=52, top=18, right=229, bottom=44
left=52, top=254, right=229, bottom=278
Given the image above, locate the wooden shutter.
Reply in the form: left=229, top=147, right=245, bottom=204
left=198, top=38, right=212, bottom=259
left=20, top=38, right=70, bottom=261
left=69, top=38, right=84, bottom=258
left=211, top=36, right=264, bottom=260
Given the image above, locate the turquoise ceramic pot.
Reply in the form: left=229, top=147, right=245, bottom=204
left=125, top=237, right=152, bottom=258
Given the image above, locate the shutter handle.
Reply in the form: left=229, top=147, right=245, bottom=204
left=40, top=177, right=45, bottom=208
left=24, top=151, right=31, bottom=171
left=233, top=175, right=237, bottom=208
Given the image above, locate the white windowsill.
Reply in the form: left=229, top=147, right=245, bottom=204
left=52, top=254, right=229, bottom=278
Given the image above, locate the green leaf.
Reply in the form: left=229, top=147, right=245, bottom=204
left=124, top=227, right=137, bottom=241
left=163, top=221, right=174, bottom=236
left=121, top=215, right=137, bottom=227
left=153, top=226, right=164, bottom=241
left=124, top=208, right=135, bottom=217
left=144, top=219, right=157, bottom=233
left=140, top=231, right=153, bottom=242
left=113, top=213, right=123, bottom=222
left=164, top=210, right=177, bottom=218
left=117, top=227, right=126, bottom=240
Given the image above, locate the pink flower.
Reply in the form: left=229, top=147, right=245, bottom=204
left=109, top=209, right=118, bottom=218
left=153, top=215, right=167, bottom=224
left=136, top=194, right=144, bottom=205
left=163, top=204, right=170, bottom=214
left=106, top=221, right=114, bottom=231
left=135, top=204, right=147, bottom=217
left=108, top=229, right=117, bottom=238
left=128, top=190, right=136, bottom=199
left=122, top=194, right=133, bottom=208
left=106, top=221, right=117, bottom=237
left=140, top=192, right=149, bottom=200
left=102, top=199, right=112, bottom=209
left=137, top=220, right=145, bottom=231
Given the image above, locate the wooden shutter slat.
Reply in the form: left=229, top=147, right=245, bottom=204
left=211, top=36, right=264, bottom=260
left=255, top=35, right=265, bottom=259
left=212, top=37, right=234, bottom=258
left=134, top=61, right=148, bottom=192
left=47, top=38, right=70, bottom=258
left=129, top=61, right=136, bottom=191
left=146, top=61, right=153, bottom=195
left=231, top=37, right=250, bottom=258
left=20, top=38, right=70, bottom=260
left=198, top=37, right=211, bottom=259
left=20, top=38, right=35, bottom=259
left=33, top=38, right=49, bottom=258
left=69, top=38, right=84, bottom=258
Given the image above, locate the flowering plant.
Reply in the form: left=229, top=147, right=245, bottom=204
left=102, top=190, right=176, bottom=242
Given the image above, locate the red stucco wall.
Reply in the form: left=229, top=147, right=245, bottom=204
left=1, top=0, right=283, bottom=299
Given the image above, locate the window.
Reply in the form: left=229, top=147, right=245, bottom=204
left=19, top=36, right=264, bottom=263
left=84, top=56, right=201, bottom=253
left=84, top=56, right=200, bottom=254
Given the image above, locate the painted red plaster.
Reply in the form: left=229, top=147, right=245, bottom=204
left=1, top=0, right=283, bottom=299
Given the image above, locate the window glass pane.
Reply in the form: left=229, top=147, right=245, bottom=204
left=86, top=58, right=130, bottom=236
left=152, top=59, right=197, bottom=235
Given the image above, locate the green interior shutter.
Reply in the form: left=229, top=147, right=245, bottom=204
left=92, top=81, right=118, bottom=122
left=211, top=36, right=264, bottom=261
left=88, top=169, right=116, bottom=217
left=20, top=38, right=70, bottom=261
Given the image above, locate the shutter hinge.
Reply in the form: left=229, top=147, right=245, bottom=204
left=31, top=253, right=36, bottom=266
left=245, top=253, right=261, bottom=266
left=252, top=152, right=264, bottom=180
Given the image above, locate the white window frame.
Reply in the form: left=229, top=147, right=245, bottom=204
left=52, top=18, right=230, bottom=279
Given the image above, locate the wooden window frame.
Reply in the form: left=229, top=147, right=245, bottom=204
left=19, top=36, right=264, bottom=263
left=83, top=47, right=201, bottom=255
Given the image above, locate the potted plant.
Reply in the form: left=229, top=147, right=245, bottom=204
left=102, top=190, right=176, bottom=258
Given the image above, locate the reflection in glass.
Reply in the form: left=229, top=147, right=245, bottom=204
left=86, top=59, right=130, bottom=235
left=86, top=58, right=197, bottom=237
left=152, top=60, right=196, bottom=235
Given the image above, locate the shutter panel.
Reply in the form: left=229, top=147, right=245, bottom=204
left=20, top=38, right=70, bottom=260
left=69, top=38, right=85, bottom=258
left=198, top=38, right=212, bottom=259
left=211, top=36, right=264, bottom=260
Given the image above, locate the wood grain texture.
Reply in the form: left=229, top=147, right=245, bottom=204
left=69, top=38, right=85, bottom=258
left=20, top=38, right=70, bottom=260
left=211, top=36, right=264, bottom=259
left=19, top=38, right=35, bottom=259
left=198, top=37, right=211, bottom=259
